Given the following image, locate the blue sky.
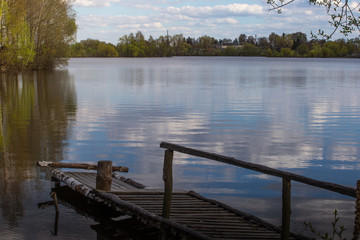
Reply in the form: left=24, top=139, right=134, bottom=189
left=72, top=0, right=353, bottom=44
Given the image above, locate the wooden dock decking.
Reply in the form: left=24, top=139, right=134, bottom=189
left=38, top=141, right=360, bottom=239
left=44, top=169, right=297, bottom=240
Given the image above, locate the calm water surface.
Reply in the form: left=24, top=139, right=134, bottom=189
left=1, top=57, right=360, bottom=239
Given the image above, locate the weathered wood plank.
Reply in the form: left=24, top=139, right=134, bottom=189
left=97, top=192, right=214, bottom=240
left=103, top=190, right=186, bottom=195
left=112, top=172, right=147, bottom=189
left=65, top=172, right=138, bottom=191
left=176, top=221, right=260, bottom=229
left=37, top=161, right=128, bottom=172
left=281, top=178, right=291, bottom=240
left=187, top=191, right=282, bottom=234
left=354, top=180, right=360, bottom=239
left=160, top=142, right=356, bottom=197
left=171, top=218, right=252, bottom=223
left=128, top=203, right=215, bottom=208
left=162, top=149, right=174, bottom=219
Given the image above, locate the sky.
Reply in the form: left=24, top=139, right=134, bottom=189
left=72, top=0, right=357, bottom=44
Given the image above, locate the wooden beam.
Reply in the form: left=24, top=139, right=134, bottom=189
left=162, top=150, right=174, bottom=219
left=353, top=180, right=360, bottom=239
left=37, top=161, right=128, bottom=172
left=160, top=149, right=174, bottom=240
left=160, top=142, right=356, bottom=197
left=281, top=178, right=291, bottom=240
left=112, top=172, right=146, bottom=188
left=96, top=161, right=112, bottom=191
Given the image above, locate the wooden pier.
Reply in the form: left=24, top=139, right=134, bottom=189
left=37, top=142, right=360, bottom=240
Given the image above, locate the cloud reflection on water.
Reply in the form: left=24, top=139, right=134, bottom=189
left=66, top=57, right=360, bottom=235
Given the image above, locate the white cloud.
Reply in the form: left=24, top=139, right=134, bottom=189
left=165, top=4, right=264, bottom=18
left=73, top=0, right=357, bottom=43
left=74, top=0, right=122, bottom=7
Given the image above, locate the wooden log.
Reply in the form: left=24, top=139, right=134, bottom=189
left=49, top=168, right=127, bottom=215
left=50, top=192, right=60, bottom=213
left=162, top=150, right=174, bottom=219
left=161, top=149, right=174, bottom=240
left=353, top=180, right=360, bottom=240
left=51, top=169, right=92, bottom=196
left=112, top=172, right=146, bottom=188
left=281, top=178, right=291, bottom=240
left=37, top=161, right=128, bottom=172
left=96, top=161, right=112, bottom=191
left=51, top=212, right=59, bottom=236
left=160, top=142, right=356, bottom=197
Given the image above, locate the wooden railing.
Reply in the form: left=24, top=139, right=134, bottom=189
left=159, top=141, right=360, bottom=240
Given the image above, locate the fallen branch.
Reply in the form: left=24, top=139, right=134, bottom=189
left=37, top=161, right=128, bottom=172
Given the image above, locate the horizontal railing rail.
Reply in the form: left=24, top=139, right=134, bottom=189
left=160, top=142, right=355, bottom=197
left=159, top=141, right=360, bottom=240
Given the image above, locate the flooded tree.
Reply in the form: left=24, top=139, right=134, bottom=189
left=0, top=0, right=77, bottom=71
left=0, top=1, right=35, bottom=71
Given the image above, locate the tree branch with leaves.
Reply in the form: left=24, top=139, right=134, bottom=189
left=267, top=0, right=360, bottom=39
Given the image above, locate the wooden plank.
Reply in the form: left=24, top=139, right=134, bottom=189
left=37, top=161, right=128, bottom=172
left=162, top=149, right=174, bottom=219
left=161, top=149, right=173, bottom=240
left=187, top=191, right=282, bottom=234
left=160, top=142, right=356, bottom=197
left=176, top=222, right=258, bottom=229
left=281, top=178, right=291, bottom=240
left=132, top=205, right=227, bottom=210
left=104, top=190, right=186, bottom=195
left=126, top=203, right=214, bottom=208
left=112, top=172, right=147, bottom=189
left=122, top=199, right=208, bottom=203
left=65, top=172, right=96, bottom=188
left=65, top=172, right=138, bottom=191
left=354, top=180, right=360, bottom=239
left=117, top=195, right=190, bottom=200
left=97, top=192, right=214, bottom=240
left=180, top=225, right=271, bottom=231
left=152, top=211, right=238, bottom=216
left=171, top=218, right=251, bottom=223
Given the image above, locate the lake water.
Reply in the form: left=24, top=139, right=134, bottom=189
left=1, top=57, right=360, bottom=239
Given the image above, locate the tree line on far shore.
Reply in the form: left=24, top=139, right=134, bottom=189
left=70, top=31, right=360, bottom=58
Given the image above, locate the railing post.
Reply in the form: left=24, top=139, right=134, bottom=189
left=160, top=149, right=174, bottom=239
left=96, top=161, right=112, bottom=191
left=353, top=180, right=360, bottom=240
left=281, top=177, right=291, bottom=240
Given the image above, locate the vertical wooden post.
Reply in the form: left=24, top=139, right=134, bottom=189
left=353, top=180, right=360, bottom=240
left=53, top=192, right=59, bottom=213
left=96, top=161, right=112, bottom=191
left=160, top=149, right=174, bottom=240
left=281, top=177, right=291, bottom=240
left=53, top=212, right=59, bottom=236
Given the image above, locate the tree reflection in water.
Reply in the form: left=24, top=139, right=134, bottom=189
left=0, top=70, right=76, bottom=231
